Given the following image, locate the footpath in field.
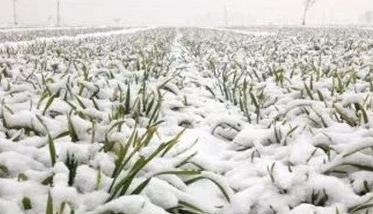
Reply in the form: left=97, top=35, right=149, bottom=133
left=159, top=32, right=240, bottom=211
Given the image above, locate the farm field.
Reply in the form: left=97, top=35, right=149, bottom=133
left=0, top=27, right=372, bottom=214
left=0, top=27, right=126, bottom=43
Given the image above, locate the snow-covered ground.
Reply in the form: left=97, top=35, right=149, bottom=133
left=0, top=27, right=149, bottom=52
left=0, top=27, right=372, bottom=214
left=0, top=27, right=126, bottom=43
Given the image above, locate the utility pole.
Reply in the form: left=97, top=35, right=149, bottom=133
left=224, top=2, right=228, bottom=26
left=56, top=0, right=61, bottom=27
left=12, top=0, right=18, bottom=26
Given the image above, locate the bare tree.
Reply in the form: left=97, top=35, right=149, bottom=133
left=113, top=18, right=121, bottom=26
left=12, top=0, right=18, bottom=26
left=302, top=0, right=317, bottom=26
left=364, top=10, right=373, bottom=25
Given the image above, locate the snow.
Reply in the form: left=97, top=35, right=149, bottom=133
left=0, top=27, right=150, bottom=51
left=143, top=178, right=179, bottom=209
left=88, top=195, right=169, bottom=214
left=0, top=26, right=372, bottom=213
left=232, top=126, right=273, bottom=149
left=0, top=199, right=23, bottom=214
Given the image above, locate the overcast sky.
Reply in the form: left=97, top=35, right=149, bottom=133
left=0, top=0, right=372, bottom=27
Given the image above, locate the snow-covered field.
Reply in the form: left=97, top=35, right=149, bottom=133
left=0, top=27, right=125, bottom=43
left=0, top=27, right=372, bottom=214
